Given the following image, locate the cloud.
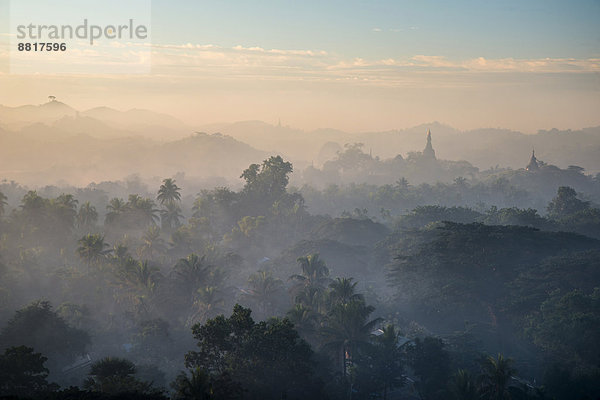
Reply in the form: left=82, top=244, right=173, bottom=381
left=3, top=39, right=598, bottom=87
left=372, top=28, right=382, bottom=32
left=412, top=55, right=600, bottom=73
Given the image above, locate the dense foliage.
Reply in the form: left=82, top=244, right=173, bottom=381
left=0, top=155, right=599, bottom=399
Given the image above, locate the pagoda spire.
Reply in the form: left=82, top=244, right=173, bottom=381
left=526, top=148, right=539, bottom=171
left=423, top=129, right=436, bottom=160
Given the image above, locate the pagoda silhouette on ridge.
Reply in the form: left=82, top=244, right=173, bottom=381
left=423, top=129, right=436, bottom=160
left=526, top=149, right=539, bottom=171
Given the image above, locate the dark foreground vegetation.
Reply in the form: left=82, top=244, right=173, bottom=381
left=0, top=154, right=599, bottom=399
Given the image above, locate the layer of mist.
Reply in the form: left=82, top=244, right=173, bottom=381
left=0, top=100, right=599, bottom=399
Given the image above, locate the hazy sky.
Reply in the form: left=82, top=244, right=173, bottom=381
left=0, top=0, right=599, bottom=132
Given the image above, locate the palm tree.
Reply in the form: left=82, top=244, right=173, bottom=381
left=243, top=269, right=284, bottom=317
left=294, top=286, right=326, bottom=313
left=84, top=357, right=150, bottom=394
left=160, top=202, right=184, bottom=230
left=373, top=324, right=406, bottom=400
left=190, top=286, right=225, bottom=325
left=450, top=369, right=478, bottom=400
left=157, top=178, right=181, bottom=206
left=0, top=191, right=8, bottom=217
left=328, top=277, right=363, bottom=306
left=321, top=299, right=381, bottom=377
left=20, top=191, right=46, bottom=219
left=169, top=228, right=194, bottom=254
left=171, top=254, right=211, bottom=300
left=396, top=177, right=410, bottom=190
left=290, top=253, right=330, bottom=294
left=112, top=243, right=131, bottom=263
left=125, top=260, right=160, bottom=292
left=52, top=193, right=78, bottom=230
left=127, top=194, right=159, bottom=227
left=137, top=226, right=167, bottom=260
left=113, top=259, right=161, bottom=318
left=478, top=354, right=517, bottom=400
left=105, top=198, right=126, bottom=225
left=171, top=254, right=228, bottom=325
left=55, top=193, right=78, bottom=208
left=287, top=303, right=319, bottom=344
left=172, top=367, right=212, bottom=400
left=77, top=201, right=98, bottom=229
left=77, top=234, right=111, bottom=271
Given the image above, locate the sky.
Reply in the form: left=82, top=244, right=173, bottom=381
left=0, top=0, right=599, bottom=132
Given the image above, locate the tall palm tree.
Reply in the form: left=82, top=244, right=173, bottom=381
left=171, top=254, right=228, bottom=325
left=127, top=194, right=159, bottom=227
left=56, top=193, right=77, bottom=208
left=287, top=303, right=319, bottom=344
left=125, top=260, right=160, bottom=292
left=449, top=369, right=478, bottom=400
left=105, top=198, right=126, bottom=225
left=373, top=324, right=406, bottom=400
left=321, top=299, right=381, bottom=377
left=328, top=277, right=364, bottom=306
left=294, top=285, right=326, bottom=313
left=137, top=226, right=167, bottom=260
left=478, top=354, right=517, bottom=400
left=157, top=178, right=181, bottom=206
left=52, top=193, right=78, bottom=230
left=172, top=367, right=212, bottom=400
left=77, top=234, right=111, bottom=271
left=112, top=243, right=131, bottom=264
left=290, top=253, right=330, bottom=293
left=171, top=254, right=211, bottom=300
left=396, top=177, right=410, bottom=190
left=243, top=269, right=284, bottom=317
left=114, top=259, right=161, bottom=317
left=20, top=191, right=41, bottom=206
left=160, top=202, right=184, bottom=230
left=0, top=191, right=8, bottom=218
left=190, top=286, right=226, bottom=325
left=77, top=201, right=98, bottom=229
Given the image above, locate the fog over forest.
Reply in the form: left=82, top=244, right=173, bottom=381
left=1, top=99, right=599, bottom=399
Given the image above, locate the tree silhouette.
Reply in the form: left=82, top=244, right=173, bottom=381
left=321, top=299, right=381, bottom=377
left=0, top=191, right=7, bottom=217
left=77, top=201, right=98, bottom=229
left=157, top=178, right=182, bottom=206
left=372, top=324, right=405, bottom=399
left=449, top=369, right=478, bottom=400
left=160, top=202, right=184, bottom=230
left=242, top=269, right=284, bottom=318
left=171, top=254, right=211, bottom=299
left=0, top=301, right=90, bottom=371
left=547, top=186, right=590, bottom=219
left=185, top=304, right=316, bottom=399
left=328, top=277, right=363, bottom=306
left=478, top=354, right=517, bottom=400
left=171, top=367, right=213, bottom=400
left=84, top=357, right=157, bottom=395
left=127, top=194, right=159, bottom=227
left=290, top=253, right=330, bottom=293
left=138, top=225, right=167, bottom=260
left=286, top=303, right=319, bottom=342
left=407, top=336, right=451, bottom=400
left=0, top=346, right=58, bottom=397
left=77, top=233, right=111, bottom=271
left=105, top=197, right=127, bottom=226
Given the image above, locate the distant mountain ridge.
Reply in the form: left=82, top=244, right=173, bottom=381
left=0, top=101, right=599, bottom=180
left=0, top=101, right=193, bottom=140
left=198, top=120, right=600, bottom=174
